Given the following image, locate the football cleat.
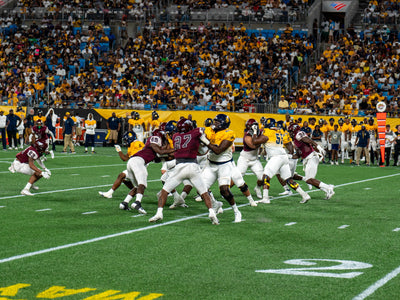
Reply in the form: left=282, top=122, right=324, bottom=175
left=149, top=214, right=163, bottom=223
left=234, top=210, right=242, bottom=223
left=169, top=194, right=187, bottom=209
left=300, top=194, right=311, bottom=204
left=258, top=197, right=270, bottom=204
left=254, top=186, right=262, bottom=199
left=279, top=190, right=293, bottom=196
left=99, top=191, right=112, bottom=199
left=209, top=210, right=220, bottom=225
left=213, top=201, right=223, bottom=214
left=8, top=165, right=15, bottom=173
left=249, top=199, right=258, bottom=207
left=308, top=184, right=313, bottom=190
left=31, top=185, right=39, bottom=190
left=325, top=185, right=335, bottom=200
left=195, top=195, right=202, bottom=202
left=21, top=189, right=34, bottom=196
left=131, top=201, right=147, bottom=214
left=119, top=202, right=131, bottom=210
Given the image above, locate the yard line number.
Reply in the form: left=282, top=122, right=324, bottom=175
left=256, top=259, right=372, bottom=279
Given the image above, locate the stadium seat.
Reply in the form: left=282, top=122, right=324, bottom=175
left=159, top=104, right=168, bottom=110
left=144, top=104, right=151, bottom=110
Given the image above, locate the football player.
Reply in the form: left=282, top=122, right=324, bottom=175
left=9, top=139, right=51, bottom=196
left=349, top=119, right=360, bottom=164
left=365, top=117, right=378, bottom=165
left=128, top=111, right=146, bottom=142
left=236, top=118, right=266, bottom=201
left=99, top=131, right=145, bottom=199
left=149, top=118, right=219, bottom=225
left=261, top=118, right=310, bottom=204
left=84, top=113, right=97, bottom=153
left=325, top=118, right=335, bottom=163
left=201, top=114, right=242, bottom=223
left=118, top=129, right=174, bottom=214
left=29, top=119, right=55, bottom=159
left=338, top=118, right=350, bottom=164
left=288, top=123, right=335, bottom=202
left=147, top=111, right=161, bottom=133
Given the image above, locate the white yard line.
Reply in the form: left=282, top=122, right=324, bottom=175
left=82, top=211, right=97, bottom=215
left=0, top=172, right=400, bottom=284
left=0, top=163, right=125, bottom=174
left=352, top=266, right=400, bottom=300
left=284, top=222, right=297, bottom=226
left=0, top=179, right=160, bottom=200
left=338, top=225, right=350, bottom=229
left=392, top=228, right=400, bottom=232
left=35, top=208, right=52, bottom=212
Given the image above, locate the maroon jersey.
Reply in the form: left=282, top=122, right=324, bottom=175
left=16, top=146, right=41, bottom=164
left=294, top=131, right=314, bottom=159
left=173, top=127, right=202, bottom=159
left=242, top=130, right=258, bottom=152
left=32, top=125, right=48, bottom=140
left=133, top=135, right=163, bottom=164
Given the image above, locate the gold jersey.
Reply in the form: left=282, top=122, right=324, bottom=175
left=263, top=128, right=287, bottom=156
left=129, top=118, right=145, bottom=133
left=127, top=140, right=145, bottom=157
left=206, top=128, right=235, bottom=162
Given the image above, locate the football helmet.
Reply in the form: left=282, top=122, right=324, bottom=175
left=123, top=131, right=137, bottom=146
left=35, top=120, right=43, bottom=129
left=159, top=122, right=167, bottom=132
left=204, top=118, right=213, bottom=127
left=368, top=117, right=374, bottom=124
left=177, top=118, right=193, bottom=133
left=245, top=118, right=257, bottom=131
left=288, top=123, right=301, bottom=138
left=263, top=118, right=277, bottom=129
left=34, top=139, right=48, bottom=153
left=338, top=118, right=344, bottom=125
left=276, top=120, right=285, bottom=130
left=260, top=116, right=266, bottom=125
left=131, top=111, right=140, bottom=120
left=152, top=111, right=159, bottom=120
left=165, top=120, right=177, bottom=134
left=318, top=118, right=324, bottom=125
left=351, top=119, right=357, bottom=126
left=152, top=129, right=166, bottom=139
left=213, top=114, right=230, bottom=131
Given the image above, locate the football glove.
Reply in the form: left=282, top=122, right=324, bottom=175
left=199, top=134, right=210, bottom=146
left=251, top=124, right=259, bottom=135
left=42, top=171, right=50, bottom=179
left=115, top=145, right=122, bottom=153
left=317, top=145, right=326, bottom=156
left=317, top=152, right=324, bottom=162
left=44, top=168, right=51, bottom=175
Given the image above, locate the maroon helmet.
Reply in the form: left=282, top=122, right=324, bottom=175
left=287, top=123, right=301, bottom=138
left=34, top=139, right=48, bottom=153
left=245, top=118, right=258, bottom=131
left=152, top=129, right=165, bottom=139
left=159, top=122, right=167, bottom=132
left=177, top=118, right=193, bottom=133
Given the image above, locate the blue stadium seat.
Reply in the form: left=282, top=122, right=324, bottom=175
left=144, top=104, right=151, bottom=110
left=159, top=104, right=168, bottom=110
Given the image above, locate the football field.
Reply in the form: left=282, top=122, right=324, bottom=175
left=1, top=147, right=400, bottom=300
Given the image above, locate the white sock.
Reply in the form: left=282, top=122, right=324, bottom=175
left=173, top=191, right=180, bottom=199
left=85, top=148, right=88, bottom=151
left=231, top=204, right=239, bottom=213
left=247, top=194, right=254, bottom=202
left=107, top=188, right=114, bottom=195
left=181, top=191, right=187, bottom=199
left=123, top=194, right=133, bottom=203
left=296, top=186, right=307, bottom=197
left=157, top=207, right=163, bottom=215
left=91, top=147, right=94, bottom=151
left=263, top=188, right=269, bottom=199
left=136, top=193, right=143, bottom=203
left=319, top=182, right=329, bottom=191
left=25, top=182, right=32, bottom=190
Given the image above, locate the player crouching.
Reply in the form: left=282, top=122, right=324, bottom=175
left=9, top=139, right=51, bottom=196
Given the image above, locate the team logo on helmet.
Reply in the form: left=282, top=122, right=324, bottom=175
left=263, top=118, right=277, bottom=129
left=177, top=118, right=193, bottom=133
left=204, top=118, right=213, bottom=127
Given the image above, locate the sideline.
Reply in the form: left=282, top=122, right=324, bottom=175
left=0, top=172, right=399, bottom=266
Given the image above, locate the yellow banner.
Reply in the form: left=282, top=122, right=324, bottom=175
left=94, top=109, right=400, bottom=137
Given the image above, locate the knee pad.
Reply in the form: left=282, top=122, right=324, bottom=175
left=239, top=183, right=248, bottom=193
left=287, top=179, right=299, bottom=190
left=220, top=187, right=234, bottom=202
left=263, top=176, right=271, bottom=188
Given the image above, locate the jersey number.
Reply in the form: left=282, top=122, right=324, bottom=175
left=275, top=133, right=283, bottom=145
left=174, top=134, right=192, bottom=150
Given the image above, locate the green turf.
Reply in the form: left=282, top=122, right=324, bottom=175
left=1, top=147, right=400, bottom=299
